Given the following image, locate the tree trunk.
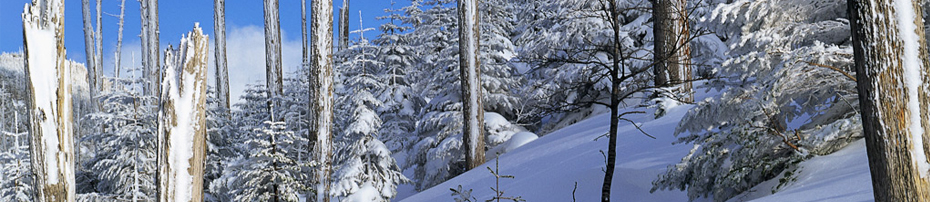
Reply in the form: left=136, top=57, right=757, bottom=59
left=23, top=0, right=76, bottom=201
left=115, top=0, right=126, bottom=84
left=155, top=25, right=210, bottom=202
left=311, top=0, right=334, bottom=200
left=458, top=0, right=486, bottom=170
left=338, top=0, right=350, bottom=52
left=95, top=0, right=102, bottom=91
left=80, top=0, right=97, bottom=99
left=602, top=1, right=622, bottom=201
left=140, top=0, right=159, bottom=96
left=264, top=0, right=284, bottom=114
left=652, top=0, right=692, bottom=102
left=848, top=0, right=930, bottom=201
left=214, top=0, right=230, bottom=117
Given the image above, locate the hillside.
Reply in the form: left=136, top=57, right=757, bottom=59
left=400, top=103, right=873, bottom=201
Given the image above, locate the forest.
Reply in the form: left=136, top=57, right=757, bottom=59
left=2, top=0, right=930, bottom=201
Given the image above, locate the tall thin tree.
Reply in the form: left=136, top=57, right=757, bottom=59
left=22, top=0, right=76, bottom=200
left=140, top=0, right=159, bottom=96
left=115, top=0, right=126, bottom=83
left=848, top=0, right=930, bottom=200
left=95, top=0, right=102, bottom=91
left=311, top=0, right=335, bottom=200
left=263, top=0, right=284, bottom=200
left=80, top=0, right=98, bottom=98
left=214, top=0, right=230, bottom=117
left=458, top=0, right=486, bottom=170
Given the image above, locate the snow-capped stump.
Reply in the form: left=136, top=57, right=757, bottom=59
left=156, top=23, right=209, bottom=202
left=485, top=112, right=536, bottom=159
left=22, top=0, right=77, bottom=201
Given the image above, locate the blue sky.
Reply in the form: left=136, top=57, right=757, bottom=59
left=1, top=0, right=409, bottom=101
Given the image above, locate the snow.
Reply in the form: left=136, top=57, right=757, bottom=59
left=894, top=0, right=930, bottom=178
left=400, top=103, right=874, bottom=201
left=345, top=182, right=380, bottom=202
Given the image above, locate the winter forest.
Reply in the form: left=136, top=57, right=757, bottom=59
left=2, top=0, right=930, bottom=201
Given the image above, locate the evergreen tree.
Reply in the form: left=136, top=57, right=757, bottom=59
left=234, top=121, right=306, bottom=202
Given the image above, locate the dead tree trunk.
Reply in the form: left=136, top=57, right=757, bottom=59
left=848, top=0, right=930, bottom=201
left=80, top=0, right=97, bottom=98
left=311, top=0, right=334, bottom=200
left=22, top=0, right=76, bottom=201
left=214, top=0, right=230, bottom=117
left=94, top=0, right=102, bottom=91
left=338, top=0, right=350, bottom=52
left=652, top=0, right=692, bottom=103
left=115, top=0, right=126, bottom=83
left=155, top=24, right=210, bottom=202
left=458, top=0, right=486, bottom=170
left=263, top=0, right=284, bottom=200
left=140, top=0, right=159, bottom=96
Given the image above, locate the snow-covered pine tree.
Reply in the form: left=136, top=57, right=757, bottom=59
left=652, top=0, right=862, bottom=201
left=404, top=0, right=469, bottom=191
left=203, top=87, right=237, bottom=202
left=0, top=128, right=34, bottom=202
left=233, top=121, right=306, bottom=202
left=208, top=84, right=270, bottom=202
left=80, top=76, right=157, bottom=201
left=373, top=0, right=424, bottom=153
left=477, top=0, right=521, bottom=120
left=331, top=38, right=409, bottom=202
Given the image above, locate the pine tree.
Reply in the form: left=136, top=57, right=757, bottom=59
left=373, top=2, right=423, bottom=152
left=233, top=121, right=306, bottom=202
left=81, top=78, right=157, bottom=201
left=331, top=39, right=409, bottom=201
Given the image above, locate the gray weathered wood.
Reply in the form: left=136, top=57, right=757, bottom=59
left=311, top=0, right=334, bottom=200
left=458, top=0, right=486, bottom=170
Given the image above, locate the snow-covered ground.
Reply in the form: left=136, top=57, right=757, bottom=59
left=398, top=104, right=873, bottom=202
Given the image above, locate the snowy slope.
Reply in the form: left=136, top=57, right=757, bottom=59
left=399, top=104, right=874, bottom=201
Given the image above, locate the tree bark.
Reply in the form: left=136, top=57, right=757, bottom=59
left=458, top=0, right=486, bottom=170
left=140, top=0, right=159, bottom=96
left=95, top=0, right=102, bottom=91
left=602, top=1, right=621, bottom=201
left=652, top=0, right=692, bottom=102
left=338, top=0, right=350, bottom=52
left=214, top=0, right=230, bottom=117
left=155, top=25, right=210, bottom=202
left=80, top=0, right=97, bottom=99
left=311, top=0, right=334, bottom=200
left=22, top=0, right=76, bottom=201
left=115, top=0, right=126, bottom=83
left=264, top=0, right=284, bottom=115
left=849, top=0, right=930, bottom=201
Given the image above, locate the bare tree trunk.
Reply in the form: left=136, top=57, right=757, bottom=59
left=22, top=0, right=76, bottom=201
left=263, top=0, right=283, bottom=200
left=95, top=0, right=103, bottom=91
left=458, top=0, right=486, bottom=170
left=602, top=1, right=622, bottom=201
left=140, top=0, right=159, bottom=96
left=115, top=0, right=126, bottom=82
left=302, top=0, right=308, bottom=66
left=338, top=0, right=350, bottom=52
left=653, top=0, right=692, bottom=102
left=80, top=0, right=97, bottom=98
left=155, top=24, right=210, bottom=202
left=311, top=0, right=334, bottom=200
left=214, top=0, right=230, bottom=117
left=848, top=0, right=930, bottom=201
